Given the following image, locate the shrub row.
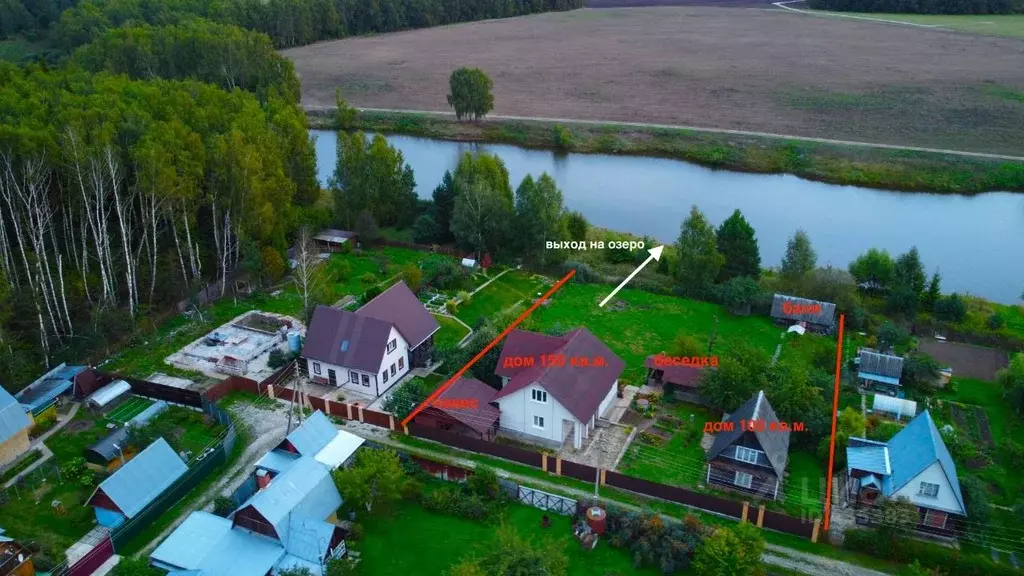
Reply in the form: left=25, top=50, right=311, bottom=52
left=843, top=529, right=1019, bottom=576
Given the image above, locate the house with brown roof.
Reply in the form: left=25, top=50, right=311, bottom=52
left=413, top=377, right=500, bottom=440
left=300, top=282, right=439, bottom=397
left=644, top=354, right=708, bottom=403
left=493, top=328, right=625, bottom=450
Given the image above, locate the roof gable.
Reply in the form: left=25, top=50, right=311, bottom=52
left=239, top=457, right=341, bottom=539
left=770, top=294, right=836, bottom=326
left=885, top=410, right=965, bottom=514
left=356, top=281, right=439, bottom=348
left=706, top=391, right=790, bottom=477
left=494, top=328, right=625, bottom=422
left=0, top=386, right=32, bottom=444
left=643, top=355, right=705, bottom=387
left=281, top=411, right=337, bottom=457
left=301, top=306, right=392, bottom=372
left=91, top=438, right=188, bottom=518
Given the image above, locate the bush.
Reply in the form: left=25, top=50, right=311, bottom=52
left=843, top=529, right=1019, bottom=576
left=401, top=478, right=424, bottom=500
left=934, top=293, right=967, bottom=323
left=359, top=272, right=377, bottom=285
left=467, top=466, right=501, bottom=501
left=267, top=348, right=295, bottom=369
left=552, top=125, right=573, bottom=149
left=445, top=299, right=458, bottom=314
left=362, top=285, right=383, bottom=303
left=556, top=261, right=602, bottom=284
left=988, top=313, right=1006, bottom=330
left=420, top=486, right=494, bottom=522
left=346, top=522, right=364, bottom=542
left=457, top=290, right=472, bottom=303
left=213, top=496, right=235, bottom=517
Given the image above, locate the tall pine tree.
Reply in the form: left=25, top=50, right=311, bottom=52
left=674, top=206, right=724, bottom=299
left=715, top=209, right=761, bottom=281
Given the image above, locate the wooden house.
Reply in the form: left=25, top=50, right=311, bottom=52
left=705, top=391, right=790, bottom=501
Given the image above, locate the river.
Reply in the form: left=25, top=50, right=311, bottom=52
left=312, top=130, right=1024, bottom=304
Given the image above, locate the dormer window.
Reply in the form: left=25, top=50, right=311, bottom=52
left=735, top=446, right=760, bottom=464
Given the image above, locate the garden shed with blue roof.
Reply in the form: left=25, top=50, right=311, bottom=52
left=86, top=437, right=188, bottom=528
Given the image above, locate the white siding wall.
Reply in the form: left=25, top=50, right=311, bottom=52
left=597, top=379, right=618, bottom=419
left=374, top=326, right=410, bottom=395
left=891, top=461, right=964, bottom=515
left=497, top=383, right=578, bottom=445
left=306, top=359, right=377, bottom=395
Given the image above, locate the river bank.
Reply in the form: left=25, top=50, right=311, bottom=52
left=306, top=109, right=1024, bottom=195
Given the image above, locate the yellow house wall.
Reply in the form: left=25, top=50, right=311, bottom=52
left=0, top=427, right=31, bottom=467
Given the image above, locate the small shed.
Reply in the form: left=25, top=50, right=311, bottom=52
left=769, top=294, right=836, bottom=334
left=871, top=395, right=916, bottom=421
left=85, top=380, right=132, bottom=413
left=461, top=258, right=478, bottom=269
left=85, top=427, right=131, bottom=467
left=14, top=363, right=88, bottom=419
left=86, top=437, right=188, bottom=528
left=313, top=229, right=357, bottom=252
left=857, top=349, right=904, bottom=395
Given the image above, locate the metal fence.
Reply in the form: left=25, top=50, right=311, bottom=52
left=511, top=483, right=577, bottom=516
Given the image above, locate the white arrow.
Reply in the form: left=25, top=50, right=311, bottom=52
left=599, top=245, right=664, bottom=307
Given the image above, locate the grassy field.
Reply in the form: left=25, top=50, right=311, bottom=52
left=782, top=451, right=826, bottom=516
left=456, top=270, right=548, bottom=328
left=810, top=11, right=1024, bottom=38
left=525, top=283, right=783, bottom=384
left=432, top=314, right=471, bottom=347
left=353, top=494, right=661, bottom=576
left=289, top=6, right=1024, bottom=161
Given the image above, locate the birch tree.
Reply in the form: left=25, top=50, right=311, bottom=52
left=292, top=227, right=323, bottom=324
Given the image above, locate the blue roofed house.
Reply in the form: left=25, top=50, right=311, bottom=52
left=86, top=437, right=188, bottom=528
left=14, top=363, right=89, bottom=421
left=150, top=411, right=361, bottom=576
left=0, top=386, right=33, bottom=468
left=846, top=410, right=966, bottom=537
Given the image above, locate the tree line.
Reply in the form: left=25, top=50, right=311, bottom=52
left=4, top=0, right=582, bottom=49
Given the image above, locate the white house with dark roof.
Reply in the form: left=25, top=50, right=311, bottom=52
left=301, top=281, right=439, bottom=397
left=846, top=410, right=966, bottom=536
left=493, top=328, right=624, bottom=449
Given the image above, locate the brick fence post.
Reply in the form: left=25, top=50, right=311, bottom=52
left=600, top=469, right=606, bottom=486
left=555, top=456, right=562, bottom=476
left=403, top=425, right=409, bottom=435
left=542, top=453, right=548, bottom=473
left=389, top=414, right=395, bottom=431
left=267, top=384, right=275, bottom=399
left=324, top=401, right=331, bottom=416
left=357, top=405, right=364, bottom=423
left=346, top=403, right=353, bottom=420
left=811, top=518, right=821, bottom=543
left=741, top=501, right=749, bottom=523
left=757, top=504, right=765, bottom=528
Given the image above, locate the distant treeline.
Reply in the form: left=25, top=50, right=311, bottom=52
left=4, top=0, right=582, bottom=47
left=807, top=0, right=1021, bottom=14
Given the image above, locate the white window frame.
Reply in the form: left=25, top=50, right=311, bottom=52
left=390, top=363, right=397, bottom=376
left=531, top=389, right=548, bottom=403
left=734, top=471, right=753, bottom=489
left=387, top=339, right=397, bottom=353
left=532, top=415, right=545, bottom=429
left=382, top=370, right=389, bottom=383
left=918, top=482, right=940, bottom=498
left=398, top=357, right=404, bottom=370
left=349, top=371, right=358, bottom=383
left=313, top=362, right=321, bottom=375
left=735, top=446, right=759, bottom=464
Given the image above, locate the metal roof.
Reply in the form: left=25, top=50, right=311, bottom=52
left=284, top=411, right=338, bottom=457
left=301, top=306, right=392, bottom=372
left=314, top=229, right=355, bottom=244
left=313, top=428, right=365, bottom=471
left=86, top=380, right=131, bottom=408
left=283, top=516, right=335, bottom=565
left=428, top=377, right=500, bottom=435
left=643, top=355, right=706, bottom=388
left=90, top=437, right=188, bottom=518
left=240, top=457, right=341, bottom=539
left=858, top=350, right=904, bottom=380
left=872, top=395, right=916, bottom=419
left=356, top=281, right=440, bottom=349
left=847, top=444, right=891, bottom=475
left=707, top=390, right=790, bottom=477
left=494, top=328, right=625, bottom=423
left=885, top=410, right=966, bottom=515
left=150, top=511, right=285, bottom=576
left=256, top=450, right=300, bottom=475
left=276, top=553, right=325, bottom=576
left=14, top=363, right=84, bottom=412
left=769, top=294, right=837, bottom=327
left=86, top=427, right=130, bottom=462
left=0, top=386, right=32, bottom=445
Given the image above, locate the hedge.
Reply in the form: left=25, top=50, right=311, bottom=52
left=843, top=529, right=1019, bottom=576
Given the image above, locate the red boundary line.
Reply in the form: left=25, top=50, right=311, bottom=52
left=823, top=313, right=845, bottom=531
left=400, top=269, right=576, bottom=428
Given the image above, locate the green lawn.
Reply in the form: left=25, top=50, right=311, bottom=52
left=808, top=10, right=1024, bottom=38
left=140, top=405, right=226, bottom=458
left=526, top=284, right=784, bottom=384
left=353, top=497, right=662, bottom=576
left=782, top=450, right=826, bottom=517
left=619, top=401, right=714, bottom=488
left=456, top=271, right=547, bottom=328
left=432, top=314, right=470, bottom=347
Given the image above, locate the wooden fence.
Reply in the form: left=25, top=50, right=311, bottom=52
left=208, top=376, right=823, bottom=541
left=378, top=238, right=461, bottom=257
left=93, top=371, right=203, bottom=408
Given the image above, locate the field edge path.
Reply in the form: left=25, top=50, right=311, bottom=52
left=305, top=105, right=1024, bottom=162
